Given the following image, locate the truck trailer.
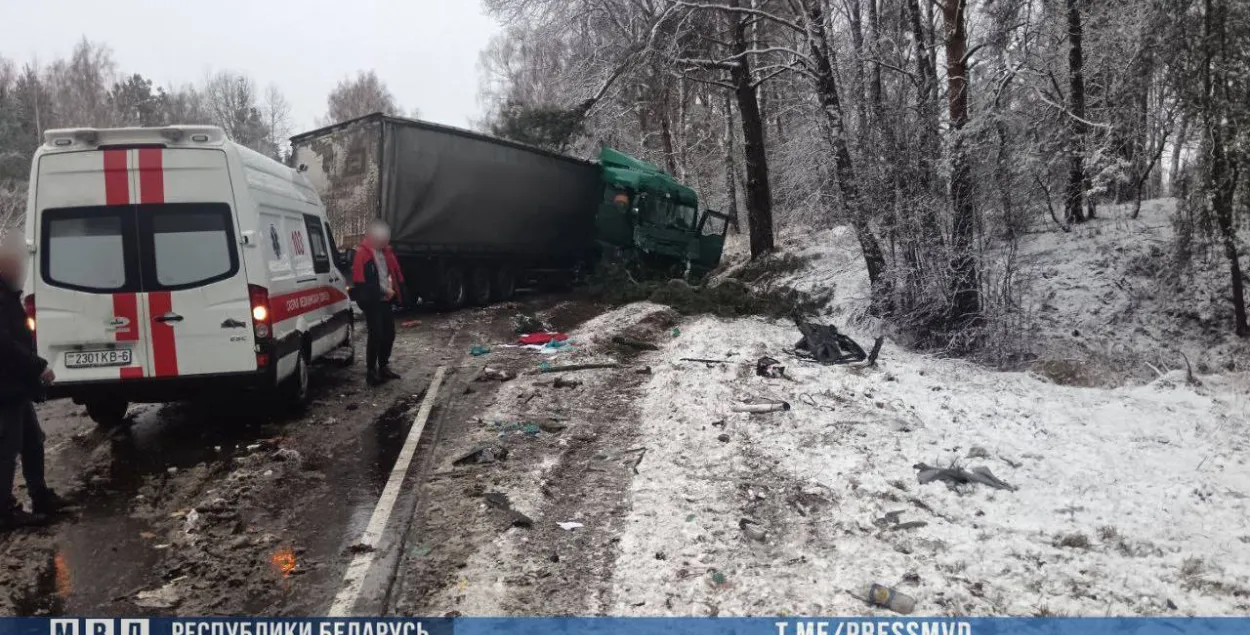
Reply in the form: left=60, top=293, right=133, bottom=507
left=289, top=113, right=727, bottom=309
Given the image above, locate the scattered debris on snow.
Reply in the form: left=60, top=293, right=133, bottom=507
left=477, top=367, right=517, bottom=382
left=914, top=463, right=1016, bottom=491
left=861, top=583, right=916, bottom=614
left=134, top=580, right=182, bottom=609
left=731, top=401, right=791, bottom=414
left=453, top=444, right=509, bottom=466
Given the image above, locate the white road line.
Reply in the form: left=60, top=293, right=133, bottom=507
left=328, top=365, right=447, bottom=617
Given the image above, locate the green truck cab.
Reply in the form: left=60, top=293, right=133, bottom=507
left=594, top=147, right=729, bottom=280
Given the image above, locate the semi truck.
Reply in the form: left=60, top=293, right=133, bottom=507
left=288, top=113, right=728, bottom=309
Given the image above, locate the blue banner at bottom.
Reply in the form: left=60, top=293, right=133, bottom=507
left=0, top=618, right=1244, bottom=635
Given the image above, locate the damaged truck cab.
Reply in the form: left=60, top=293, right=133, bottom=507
left=595, top=147, right=729, bottom=280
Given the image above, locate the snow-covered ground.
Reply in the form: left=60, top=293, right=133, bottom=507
left=606, top=201, right=1250, bottom=616
left=610, top=316, right=1250, bottom=616
left=1013, top=199, right=1250, bottom=384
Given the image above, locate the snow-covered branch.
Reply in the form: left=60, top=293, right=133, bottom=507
left=672, top=0, right=805, bottom=34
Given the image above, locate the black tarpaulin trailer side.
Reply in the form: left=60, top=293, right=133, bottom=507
left=377, top=117, right=603, bottom=262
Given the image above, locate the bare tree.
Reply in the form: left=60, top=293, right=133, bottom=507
left=321, top=70, right=398, bottom=125
left=1169, top=0, right=1250, bottom=335
left=43, top=38, right=116, bottom=128
left=156, top=84, right=213, bottom=126
left=941, top=0, right=981, bottom=324
left=260, top=83, right=293, bottom=160
left=720, top=92, right=740, bottom=231
left=725, top=0, right=775, bottom=257
left=1064, top=0, right=1090, bottom=223
left=202, top=71, right=269, bottom=152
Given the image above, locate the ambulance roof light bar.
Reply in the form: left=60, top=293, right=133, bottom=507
left=43, top=125, right=227, bottom=149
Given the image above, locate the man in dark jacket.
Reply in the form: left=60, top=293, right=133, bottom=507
left=0, top=236, right=69, bottom=530
left=351, top=220, right=404, bottom=387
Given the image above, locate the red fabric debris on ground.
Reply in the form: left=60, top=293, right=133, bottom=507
left=517, top=332, right=569, bottom=345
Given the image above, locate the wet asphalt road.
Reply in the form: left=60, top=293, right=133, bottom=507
left=0, top=292, right=606, bottom=616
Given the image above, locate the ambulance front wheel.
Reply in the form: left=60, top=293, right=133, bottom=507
left=85, top=398, right=130, bottom=429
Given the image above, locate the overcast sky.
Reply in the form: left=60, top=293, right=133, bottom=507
left=0, top=0, right=501, bottom=133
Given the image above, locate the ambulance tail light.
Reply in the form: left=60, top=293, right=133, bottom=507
left=23, top=294, right=36, bottom=339
left=249, top=285, right=271, bottom=340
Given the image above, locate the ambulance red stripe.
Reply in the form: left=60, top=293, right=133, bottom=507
left=112, top=293, right=144, bottom=380
left=103, top=150, right=128, bottom=206
left=138, top=148, right=164, bottom=203
left=269, top=286, right=350, bottom=323
left=104, top=151, right=143, bottom=379
left=137, top=149, right=180, bottom=378
left=149, top=291, right=179, bottom=378
left=111, top=294, right=140, bottom=343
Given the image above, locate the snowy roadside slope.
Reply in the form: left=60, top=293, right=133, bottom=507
left=1013, top=199, right=1250, bottom=382
left=610, top=314, right=1250, bottom=616
left=719, top=199, right=1250, bottom=384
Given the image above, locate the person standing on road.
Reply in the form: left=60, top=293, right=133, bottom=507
left=0, top=235, right=70, bottom=531
left=351, top=220, right=404, bottom=387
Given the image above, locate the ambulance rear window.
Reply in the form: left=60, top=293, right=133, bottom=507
left=42, top=208, right=134, bottom=292
left=139, top=203, right=239, bottom=291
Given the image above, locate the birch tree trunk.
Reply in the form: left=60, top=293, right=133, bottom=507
left=722, top=93, right=741, bottom=234
left=800, top=0, right=890, bottom=312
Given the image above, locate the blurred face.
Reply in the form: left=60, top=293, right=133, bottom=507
left=368, top=223, right=391, bottom=248
left=0, top=238, right=24, bottom=288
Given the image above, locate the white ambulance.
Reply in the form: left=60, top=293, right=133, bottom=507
left=21, top=126, right=355, bottom=427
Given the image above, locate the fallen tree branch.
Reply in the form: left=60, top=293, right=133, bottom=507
left=864, top=337, right=885, bottom=366
left=845, top=337, right=886, bottom=373
left=1180, top=352, right=1201, bottom=386
left=539, top=363, right=621, bottom=374
left=680, top=358, right=732, bottom=365
left=612, top=336, right=659, bottom=351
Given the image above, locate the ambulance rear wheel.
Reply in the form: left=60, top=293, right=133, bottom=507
left=333, top=323, right=356, bottom=368
left=86, top=398, right=129, bottom=429
left=280, top=348, right=311, bottom=412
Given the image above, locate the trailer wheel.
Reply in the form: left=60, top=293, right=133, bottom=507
left=538, top=272, right=575, bottom=292
left=439, top=265, right=467, bottom=311
left=492, top=265, right=517, bottom=302
left=469, top=265, right=493, bottom=307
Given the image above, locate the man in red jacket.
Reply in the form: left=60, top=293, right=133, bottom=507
left=352, top=220, right=404, bottom=386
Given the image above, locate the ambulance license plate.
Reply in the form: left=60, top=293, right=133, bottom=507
left=65, top=349, right=133, bottom=369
